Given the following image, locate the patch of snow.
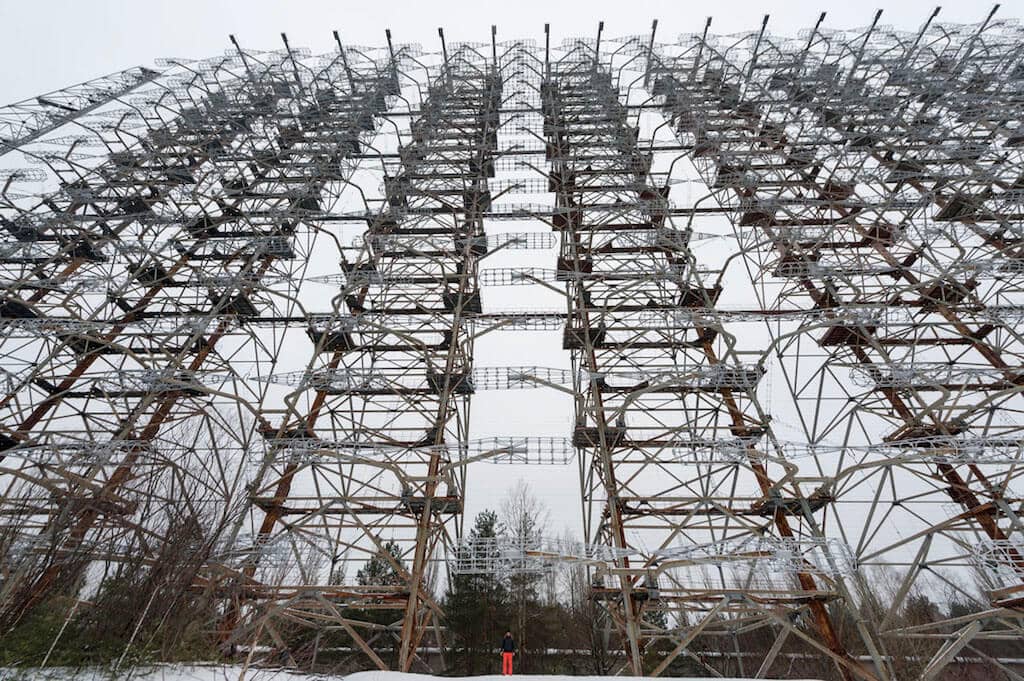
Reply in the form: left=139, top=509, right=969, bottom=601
left=348, top=672, right=824, bottom=681
left=0, top=667, right=825, bottom=681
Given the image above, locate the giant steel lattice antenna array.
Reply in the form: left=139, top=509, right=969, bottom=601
left=1, top=9, right=1024, bottom=680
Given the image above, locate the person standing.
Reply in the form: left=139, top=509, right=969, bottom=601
left=500, top=631, right=516, bottom=675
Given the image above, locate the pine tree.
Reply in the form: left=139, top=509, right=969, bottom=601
left=333, top=539, right=408, bottom=663
left=444, top=510, right=509, bottom=674
left=356, top=539, right=404, bottom=587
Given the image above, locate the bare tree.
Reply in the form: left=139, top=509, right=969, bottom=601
left=501, top=479, right=551, bottom=547
left=561, top=530, right=613, bottom=674
left=500, top=479, right=550, bottom=671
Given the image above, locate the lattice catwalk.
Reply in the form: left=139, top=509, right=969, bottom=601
left=1, top=9, right=1023, bottom=680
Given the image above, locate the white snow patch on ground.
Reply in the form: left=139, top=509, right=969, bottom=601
left=0, top=667, right=824, bottom=681
left=347, top=673, right=824, bottom=681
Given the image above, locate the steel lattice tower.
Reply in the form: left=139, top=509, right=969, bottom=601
left=1, top=10, right=1024, bottom=680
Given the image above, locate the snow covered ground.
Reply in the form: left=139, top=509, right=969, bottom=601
left=0, top=667, right=824, bottom=680
left=350, top=674, right=825, bottom=681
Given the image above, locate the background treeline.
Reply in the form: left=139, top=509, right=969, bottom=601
left=3, top=479, right=1024, bottom=679
left=442, top=480, right=613, bottom=676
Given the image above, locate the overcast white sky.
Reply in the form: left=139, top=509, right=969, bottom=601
left=0, top=0, right=1016, bottom=104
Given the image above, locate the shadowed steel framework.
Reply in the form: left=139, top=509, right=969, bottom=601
left=1, top=10, right=1023, bottom=680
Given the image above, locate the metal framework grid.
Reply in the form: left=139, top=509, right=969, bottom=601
left=1, top=10, right=1023, bottom=680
